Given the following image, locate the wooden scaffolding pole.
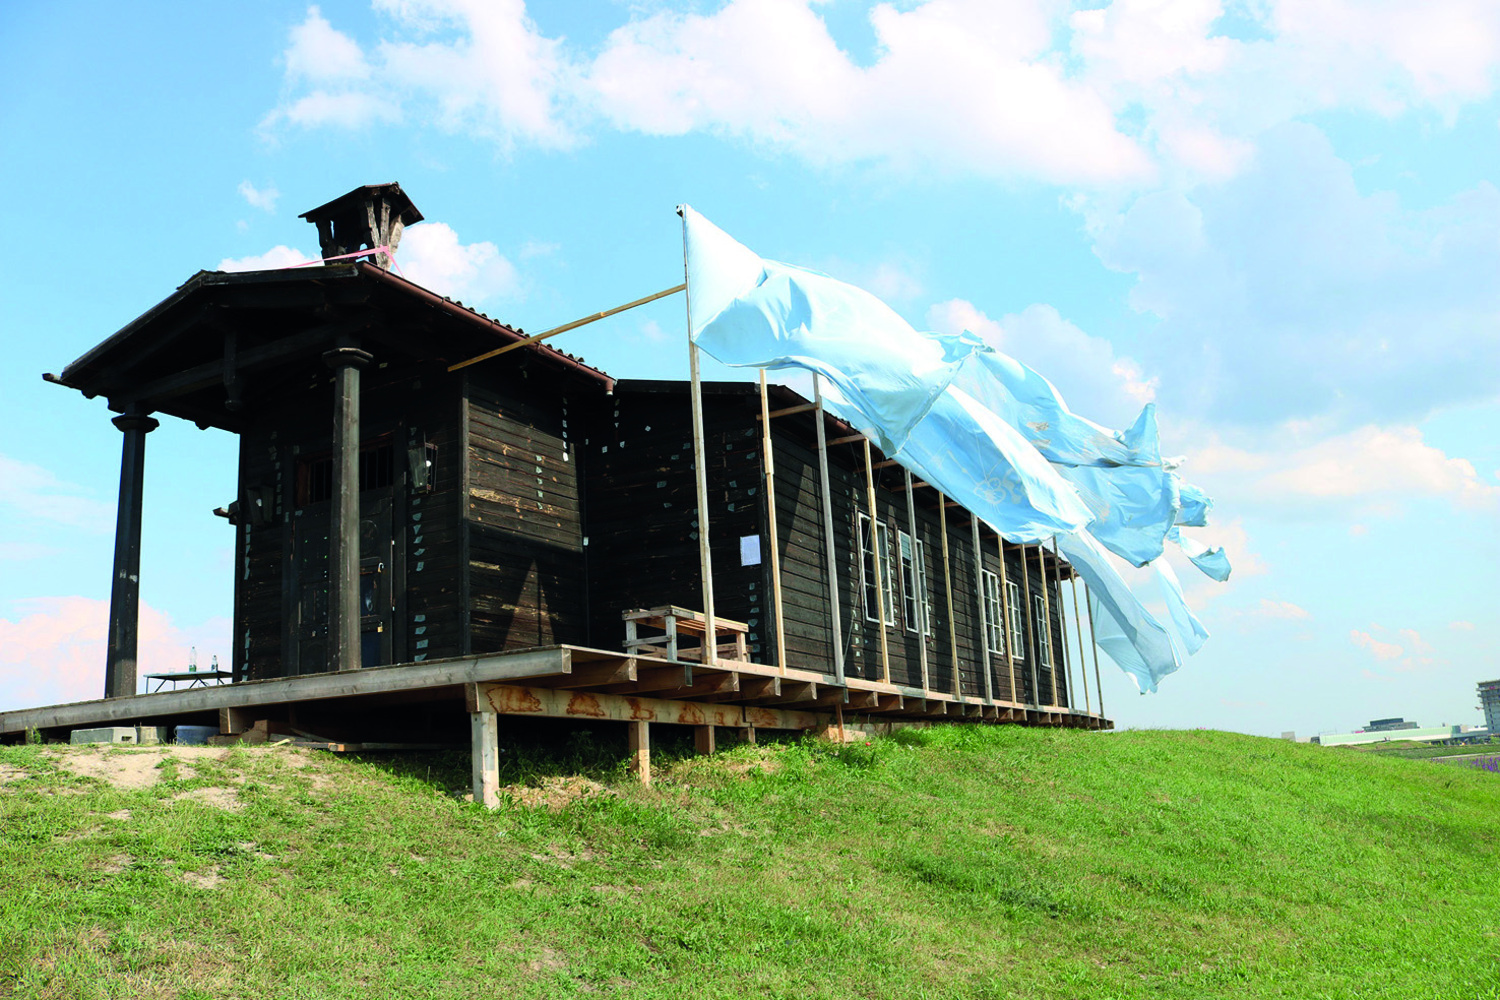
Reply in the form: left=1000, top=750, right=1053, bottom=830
left=904, top=469, right=930, bottom=693
left=938, top=494, right=959, bottom=696
left=996, top=535, right=1020, bottom=706
left=970, top=518, right=994, bottom=704
left=682, top=231, right=717, bottom=666
left=758, top=371, right=787, bottom=675
left=1050, top=536, right=1073, bottom=710
left=1086, top=583, right=1106, bottom=720
left=1019, top=543, right=1042, bottom=710
left=863, top=439, right=892, bottom=684
left=812, top=375, right=845, bottom=685
left=1068, top=569, right=1092, bottom=717
left=1035, top=544, right=1058, bottom=708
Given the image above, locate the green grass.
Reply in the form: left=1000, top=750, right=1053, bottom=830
left=1, top=727, right=1498, bottom=999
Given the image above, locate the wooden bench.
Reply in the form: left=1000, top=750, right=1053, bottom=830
left=621, top=605, right=749, bottom=664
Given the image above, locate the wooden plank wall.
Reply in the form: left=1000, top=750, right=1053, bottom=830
left=583, top=387, right=765, bottom=659
left=233, top=361, right=466, bottom=679
left=464, top=367, right=594, bottom=652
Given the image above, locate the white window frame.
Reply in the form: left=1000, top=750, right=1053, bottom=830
left=899, top=531, right=932, bottom=635
left=1006, top=580, right=1024, bottom=660
left=981, top=569, right=1004, bottom=654
left=1033, top=593, right=1052, bottom=666
left=916, top=538, right=933, bottom=637
left=857, top=512, right=896, bottom=627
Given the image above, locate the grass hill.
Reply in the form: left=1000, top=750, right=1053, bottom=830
left=1, top=726, right=1497, bottom=999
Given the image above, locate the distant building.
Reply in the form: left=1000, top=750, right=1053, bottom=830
left=1365, top=718, right=1419, bottom=732
left=1319, top=725, right=1479, bottom=748
left=1479, top=680, right=1500, bottom=735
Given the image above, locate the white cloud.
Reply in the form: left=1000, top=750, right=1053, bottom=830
left=0, top=597, right=230, bottom=711
left=398, top=221, right=520, bottom=304
left=277, top=90, right=399, bottom=129
left=927, top=299, right=1155, bottom=428
left=1350, top=628, right=1403, bottom=660
left=1450, top=620, right=1476, bottom=631
left=218, top=245, right=311, bottom=272
left=0, top=455, right=113, bottom=531
left=237, top=181, right=280, bottom=212
left=1255, top=426, right=1500, bottom=509
left=1254, top=598, right=1310, bottom=621
left=285, top=5, right=371, bottom=82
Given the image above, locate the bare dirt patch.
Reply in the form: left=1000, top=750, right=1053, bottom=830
left=49, top=746, right=231, bottom=790
left=521, top=946, right=569, bottom=975
left=171, top=787, right=242, bottom=812
left=100, top=855, right=132, bottom=875
left=0, top=764, right=32, bottom=786
left=501, top=775, right=615, bottom=811
left=180, top=867, right=224, bottom=890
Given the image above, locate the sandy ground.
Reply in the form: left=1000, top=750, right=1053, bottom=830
left=48, top=746, right=231, bottom=791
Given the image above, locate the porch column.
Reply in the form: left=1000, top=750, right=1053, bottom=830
left=104, top=409, right=159, bottom=699
left=324, top=346, right=372, bottom=673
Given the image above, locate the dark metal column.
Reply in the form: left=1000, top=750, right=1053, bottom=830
left=324, top=346, right=372, bottom=672
left=104, top=410, right=159, bottom=699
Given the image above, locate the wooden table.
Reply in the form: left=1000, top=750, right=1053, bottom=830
left=621, top=606, right=749, bottom=663
left=144, top=670, right=235, bottom=693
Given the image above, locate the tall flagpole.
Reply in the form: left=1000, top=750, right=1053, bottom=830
left=1086, top=584, right=1106, bottom=721
left=759, top=370, right=787, bottom=674
left=812, top=375, right=845, bottom=685
left=1069, top=570, right=1092, bottom=717
left=681, top=208, right=717, bottom=665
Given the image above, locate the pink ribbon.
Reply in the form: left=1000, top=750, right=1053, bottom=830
left=280, top=244, right=405, bottom=277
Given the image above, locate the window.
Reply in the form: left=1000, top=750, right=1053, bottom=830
left=858, top=512, right=896, bottom=626
left=1007, top=580, right=1024, bottom=659
left=296, top=439, right=396, bottom=506
left=899, top=531, right=932, bottom=634
left=1033, top=594, right=1052, bottom=666
left=982, top=570, right=1004, bottom=654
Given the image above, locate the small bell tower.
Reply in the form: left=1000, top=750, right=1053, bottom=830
left=298, top=182, right=424, bottom=270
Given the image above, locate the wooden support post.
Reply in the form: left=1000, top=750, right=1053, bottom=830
left=628, top=720, right=651, bottom=786
left=1069, top=567, right=1092, bottom=717
left=970, top=518, right=993, bottom=704
left=996, top=535, right=1020, bottom=707
left=1035, top=544, right=1058, bottom=708
left=104, top=409, right=158, bottom=699
left=759, top=371, right=787, bottom=674
left=683, top=261, right=717, bottom=668
left=904, top=469, right=930, bottom=693
left=470, top=710, right=499, bottom=809
left=812, top=375, right=845, bottom=684
left=938, top=494, right=959, bottom=696
left=694, top=724, right=716, bottom=756
left=1020, top=544, right=1042, bottom=709
left=863, top=439, right=891, bottom=684
left=1085, top=582, right=1106, bottom=721
left=1051, top=536, right=1076, bottom=711
left=324, top=346, right=371, bottom=673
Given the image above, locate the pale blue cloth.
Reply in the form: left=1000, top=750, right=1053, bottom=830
left=1155, top=559, right=1210, bottom=657
left=953, top=351, right=1162, bottom=468
left=685, top=205, right=1093, bottom=540
left=1169, top=526, right=1232, bottom=582
left=1177, top=482, right=1212, bottom=527
left=684, top=206, right=981, bottom=455
left=1056, top=464, right=1180, bottom=567
left=1057, top=531, right=1182, bottom=693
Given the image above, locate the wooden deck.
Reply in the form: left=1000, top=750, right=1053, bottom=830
left=0, top=643, right=1110, bottom=741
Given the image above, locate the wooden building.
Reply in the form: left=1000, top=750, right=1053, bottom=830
left=5, top=184, right=1109, bottom=795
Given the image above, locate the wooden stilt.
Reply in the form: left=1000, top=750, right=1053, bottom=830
left=628, top=720, right=651, bottom=785
left=812, top=376, right=845, bottom=685
left=758, top=371, right=787, bottom=674
left=904, top=469, right=930, bottom=693
left=938, top=494, right=959, bottom=696
left=996, top=534, right=1019, bottom=706
left=470, top=710, right=499, bottom=809
left=694, top=724, right=716, bottom=756
left=863, top=439, right=891, bottom=684
left=1068, top=572, right=1092, bottom=717
left=970, top=518, right=993, bottom=704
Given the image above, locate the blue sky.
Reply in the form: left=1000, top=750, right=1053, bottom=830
left=1, top=0, right=1496, bottom=737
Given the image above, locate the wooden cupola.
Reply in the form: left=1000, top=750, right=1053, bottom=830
left=298, top=182, right=424, bottom=270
